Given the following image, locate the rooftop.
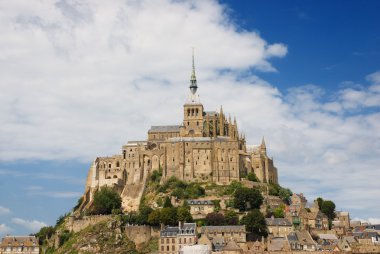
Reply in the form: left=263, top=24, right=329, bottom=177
left=149, top=125, right=181, bottom=133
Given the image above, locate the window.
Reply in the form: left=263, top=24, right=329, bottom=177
left=172, top=246, right=175, bottom=251
left=190, top=238, right=192, bottom=243
left=161, top=239, right=164, bottom=244
left=166, top=239, right=169, bottom=244
left=184, top=238, right=187, bottom=243
left=172, top=238, right=175, bottom=243
left=179, top=238, right=181, bottom=244
left=167, top=246, right=169, bottom=251
left=161, top=246, right=164, bottom=251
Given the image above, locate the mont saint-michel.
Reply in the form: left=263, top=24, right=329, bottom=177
left=79, top=55, right=278, bottom=214
left=2, top=56, right=376, bottom=254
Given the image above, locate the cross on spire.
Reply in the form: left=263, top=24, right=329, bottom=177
left=189, top=48, right=198, bottom=95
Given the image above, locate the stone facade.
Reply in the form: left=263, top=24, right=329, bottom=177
left=187, top=200, right=215, bottom=219
left=80, top=56, right=279, bottom=212
left=159, top=222, right=197, bottom=254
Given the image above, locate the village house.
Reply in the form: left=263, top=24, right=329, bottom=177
left=187, top=200, right=215, bottom=219
left=265, top=217, right=293, bottom=237
left=159, top=222, right=197, bottom=254
left=0, top=236, right=39, bottom=254
left=287, top=231, right=317, bottom=251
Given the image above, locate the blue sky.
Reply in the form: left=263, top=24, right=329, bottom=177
left=0, top=0, right=380, bottom=237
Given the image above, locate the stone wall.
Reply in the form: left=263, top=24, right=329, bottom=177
left=124, top=225, right=152, bottom=246
left=68, top=215, right=112, bottom=233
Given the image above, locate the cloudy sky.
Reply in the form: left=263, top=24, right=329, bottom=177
left=0, top=0, right=379, bottom=236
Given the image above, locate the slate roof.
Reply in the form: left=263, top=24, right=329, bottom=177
left=318, top=234, right=338, bottom=240
left=160, top=223, right=196, bottom=237
left=288, top=231, right=316, bottom=246
left=202, top=225, right=246, bottom=233
left=266, top=218, right=292, bottom=226
left=205, top=111, right=218, bottom=116
left=187, top=200, right=213, bottom=205
left=149, top=125, right=181, bottom=133
left=0, top=236, right=38, bottom=247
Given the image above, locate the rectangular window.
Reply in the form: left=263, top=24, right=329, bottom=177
left=172, top=238, right=175, bottom=243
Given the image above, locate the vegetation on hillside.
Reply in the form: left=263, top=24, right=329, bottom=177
left=233, top=186, right=263, bottom=211
left=91, top=187, right=122, bottom=215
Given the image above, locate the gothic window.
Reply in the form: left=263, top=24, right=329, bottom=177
left=108, top=163, right=111, bottom=168
left=123, top=150, right=126, bottom=159
left=187, top=109, right=190, bottom=116
left=116, top=161, right=120, bottom=167
left=197, top=121, right=199, bottom=126
left=191, top=108, right=194, bottom=116
left=187, top=121, right=189, bottom=126
left=196, top=108, right=199, bottom=115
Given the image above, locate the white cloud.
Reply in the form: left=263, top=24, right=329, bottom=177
left=0, top=0, right=379, bottom=220
left=0, top=224, right=12, bottom=235
left=11, top=218, right=47, bottom=232
left=0, top=206, right=11, bottom=215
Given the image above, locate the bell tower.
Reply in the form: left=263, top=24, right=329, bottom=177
left=182, top=51, right=204, bottom=137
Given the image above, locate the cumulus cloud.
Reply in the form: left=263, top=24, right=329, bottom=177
left=0, top=0, right=379, bottom=220
left=0, top=206, right=11, bottom=215
left=11, top=218, right=47, bottom=232
left=0, top=224, right=12, bottom=235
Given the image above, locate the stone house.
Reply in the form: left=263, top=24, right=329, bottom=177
left=201, top=225, right=246, bottom=245
left=287, top=231, right=317, bottom=251
left=159, top=222, right=197, bottom=254
left=0, top=236, right=39, bottom=254
left=333, top=211, right=350, bottom=229
left=317, top=233, right=339, bottom=251
left=265, top=217, right=293, bottom=237
left=187, top=200, right=215, bottom=219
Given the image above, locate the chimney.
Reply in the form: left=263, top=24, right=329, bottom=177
left=179, top=221, right=184, bottom=229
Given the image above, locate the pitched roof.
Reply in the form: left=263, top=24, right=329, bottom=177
left=223, top=239, right=242, bottom=251
left=0, top=236, right=39, bottom=247
left=149, top=125, right=180, bottom=133
left=318, top=234, right=338, bottom=240
left=202, top=225, right=246, bottom=233
left=266, top=218, right=292, bottom=226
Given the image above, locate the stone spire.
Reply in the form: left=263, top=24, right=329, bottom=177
left=189, top=48, right=198, bottom=95
left=261, top=137, right=266, bottom=154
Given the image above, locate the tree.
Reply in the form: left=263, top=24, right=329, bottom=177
left=321, top=200, right=336, bottom=220
left=316, top=197, right=324, bottom=210
left=273, top=207, right=285, bottom=218
left=247, top=172, right=259, bottom=182
left=160, top=207, right=178, bottom=225
left=73, top=196, right=83, bottom=211
left=137, top=205, right=154, bottom=225
left=278, top=188, right=292, bottom=204
left=92, top=187, right=122, bottom=215
left=205, top=212, right=225, bottom=226
left=35, top=226, right=55, bottom=245
left=147, top=209, right=161, bottom=226
left=240, top=209, right=268, bottom=238
left=163, top=196, right=173, bottom=208
left=177, top=206, right=192, bottom=222
left=233, top=187, right=263, bottom=211
left=224, top=210, right=238, bottom=225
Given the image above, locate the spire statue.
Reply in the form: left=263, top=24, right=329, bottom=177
left=189, top=48, right=198, bottom=95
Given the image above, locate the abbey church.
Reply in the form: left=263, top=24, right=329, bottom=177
left=81, top=55, right=278, bottom=212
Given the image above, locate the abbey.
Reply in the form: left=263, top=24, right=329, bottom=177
left=81, top=55, right=278, bottom=212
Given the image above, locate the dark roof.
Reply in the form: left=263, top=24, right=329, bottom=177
left=149, top=125, right=180, bottom=133
left=266, top=218, right=292, bottom=226
left=205, top=111, right=217, bottom=116
left=187, top=200, right=213, bottom=205
left=366, top=224, right=380, bottom=231
left=160, top=223, right=196, bottom=237
left=202, top=225, right=245, bottom=233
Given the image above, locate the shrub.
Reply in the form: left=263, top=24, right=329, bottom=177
left=247, top=172, right=259, bottom=182
left=233, top=187, right=263, bottom=211
left=91, top=187, right=122, bottom=215
left=205, top=212, right=225, bottom=226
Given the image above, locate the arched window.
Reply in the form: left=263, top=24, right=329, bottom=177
left=191, top=108, right=194, bottom=116
left=196, top=108, right=199, bottom=115
left=187, top=109, right=190, bottom=116
left=116, top=161, right=120, bottom=167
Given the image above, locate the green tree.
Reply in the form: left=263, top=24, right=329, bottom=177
left=163, top=196, right=173, bottom=208
left=73, top=196, right=83, bottom=211
left=92, top=187, right=122, bottom=215
left=247, top=172, right=259, bottom=182
left=273, top=207, right=285, bottom=218
left=205, top=212, right=225, bottom=226
left=160, top=207, right=178, bottom=225
left=137, top=205, right=154, bottom=225
left=177, top=206, right=192, bottom=222
left=147, top=209, right=161, bottom=226
left=321, top=200, right=336, bottom=220
left=35, top=226, right=55, bottom=245
left=240, top=209, right=268, bottom=237
left=224, top=210, right=238, bottom=225
left=278, top=188, right=292, bottom=204
left=233, top=187, right=263, bottom=211
left=316, top=197, right=324, bottom=210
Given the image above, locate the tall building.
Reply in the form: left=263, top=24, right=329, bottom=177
left=80, top=54, right=279, bottom=212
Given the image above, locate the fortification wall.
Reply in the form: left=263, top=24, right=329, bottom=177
left=124, top=225, right=152, bottom=245
left=69, top=215, right=112, bottom=233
